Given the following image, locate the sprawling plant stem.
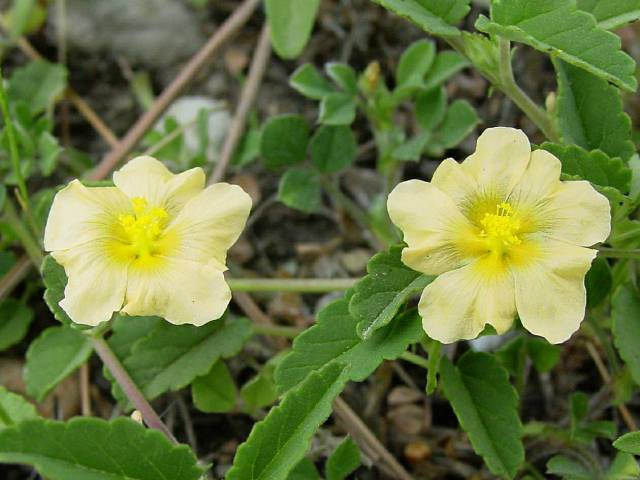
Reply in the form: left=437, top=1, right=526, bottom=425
left=228, top=277, right=357, bottom=293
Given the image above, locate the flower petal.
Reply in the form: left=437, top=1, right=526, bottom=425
left=509, top=149, right=562, bottom=208
left=113, top=156, right=205, bottom=214
left=122, top=259, right=231, bottom=326
left=387, top=179, right=473, bottom=275
left=430, top=157, right=479, bottom=208
left=52, top=243, right=128, bottom=326
left=462, top=127, right=531, bottom=199
left=167, top=183, right=252, bottom=270
left=514, top=240, right=597, bottom=344
left=419, top=263, right=516, bottom=344
left=44, top=180, right=130, bottom=252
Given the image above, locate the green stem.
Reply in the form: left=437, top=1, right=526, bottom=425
left=0, top=69, right=29, bottom=205
left=4, top=199, right=43, bottom=267
left=597, top=247, right=640, bottom=260
left=90, top=335, right=177, bottom=444
left=400, top=351, right=430, bottom=369
left=227, top=277, right=358, bottom=293
left=252, top=323, right=302, bottom=338
left=497, top=39, right=560, bottom=142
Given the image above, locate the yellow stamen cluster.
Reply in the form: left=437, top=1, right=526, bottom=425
left=118, top=197, right=168, bottom=258
left=480, top=202, right=521, bottom=248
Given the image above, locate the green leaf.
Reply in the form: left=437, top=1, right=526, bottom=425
left=266, top=0, right=320, bottom=59
left=607, top=452, right=640, bottom=479
left=547, top=455, right=592, bottom=479
left=527, top=337, right=561, bottom=373
left=192, top=360, right=237, bottom=413
left=349, top=245, right=433, bottom=339
left=369, top=0, right=470, bottom=37
left=612, top=284, right=640, bottom=385
left=227, top=362, right=349, bottom=480
left=392, top=131, right=431, bottom=162
left=42, top=255, right=73, bottom=325
left=290, top=64, right=336, bottom=100
left=476, top=1, right=637, bottom=92
left=325, top=437, right=361, bottom=480
left=8, top=60, right=68, bottom=115
left=540, top=143, right=631, bottom=192
left=7, top=0, right=36, bottom=37
left=396, top=40, right=436, bottom=90
left=278, top=167, right=323, bottom=213
left=585, top=256, right=613, bottom=308
left=0, top=417, right=204, bottom=480
left=424, top=51, right=470, bottom=89
left=319, top=93, right=357, bottom=125
left=554, top=59, right=634, bottom=160
left=426, top=340, right=442, bottom=394
left=416, top=86, right=447, bottom=131
left=570, top=391, right=589, bottom=437
left=240, top=351, right=287, bottom=410
left=310, top=125, right=357, bottom=173
left=38, top=131, right=63, bottom=177
left=260, top=114, right=310, bottom=169
left=430, top=99, right=478, bottom=151
left=326, top=63, right=358, bottom=95
left=578, top=0, right=640, bottom=29
left=461, top=32, right=501, bottom=84
left=0, top=299, right=33, bottom=352
left=0, top=387, right=39, bottom=429
left=276, top=294, right=423, bottom=393
left=440, top=352, right=524, bottom=479
left=288, top=458, right=321, bottom=480
left=614, top=431, right=640, bottom=455
left=25, top=326, right=93, bottom=402
left=113, top=317, right=252, bottom=408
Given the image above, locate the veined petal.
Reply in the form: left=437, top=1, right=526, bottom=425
left=418, top=263, right=516, bottom=344
left=509, top=149, right=562, bottom=208
left=122, top=259, right=231, bottom=326
left=113, top=156, right=205, bottom=215
left=387, top=179, right=473, bottom=275
left=44, top=180, right=130, bottom=252
left=52, top=243, right=128, bottom=326
left=514, top=240, right=597, bottom=344
left=431, top=157, right=479, bottom=208
left=539, top=180, right=611, bottom=246
left=462, top=127, right=531, bottom=200
left=167, top=183, right=252, bottom=270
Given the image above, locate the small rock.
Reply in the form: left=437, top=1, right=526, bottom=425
left=387, top=404, right=427, bottom=436
left=404, top=439, right=432, bottom=464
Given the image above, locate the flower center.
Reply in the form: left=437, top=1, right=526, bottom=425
left=118, top=197, right=168, bottom=258
left=479, top=202, right=521, bottom=249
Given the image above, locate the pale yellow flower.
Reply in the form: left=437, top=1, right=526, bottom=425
left=44, top=156, right=252, bottom=327
left=387, top=127, right=611, bottom=344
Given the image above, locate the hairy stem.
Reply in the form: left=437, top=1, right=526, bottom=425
left=227, top=277, right=357, bottom=293
left=399, top=351, right=430, bottom=369
left=4, top=199, right=43, bottom=267
left=91, top=335, right=177, bottom=444
left=252, top=323, right=302, bottom=339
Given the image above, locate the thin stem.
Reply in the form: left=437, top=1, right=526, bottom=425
left=227, top=277, right=357, bottom=293
left=400, top=351, right=429, bottom=369
left=597, top=247, right=640, bottom=260
left=252, top=323, right=302, bottom=339
left=0, top=69, right=29, bottom=205
left=497, top=39, right=559, bottom=142
left=4, top=199, right=43, bottom=267
left=90, top=335, right=177, bottom=444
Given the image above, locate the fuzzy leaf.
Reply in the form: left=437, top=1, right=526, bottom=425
left=423, top=51, right=470, bottom=89
left=266, top=0, right=320, bottom=59
left=276, top=293, right=423, bottom=393
left=553, top=59, right=634, bottom=161
left=319, top=93, right=357, bottom=125
left=350, top=245, right=432, bottom=339
left=612, top=284, right=640, bottom=386
left=540, top=143, right=631, bottom=192
left=326, top=63, right=358, bottom=94
left=227, top=363, right=349, bottom=480
left=325, top=437, right=361, bottom=480
left=396, top=39, right=436, bottom=90
left=369, top=0, right=470, bottom=37
left=577, top=0, right=640, bottom=29
left=416, top=86, right=447, bottom=131
left=290, top=64, right=335, bottom=100
left=0, top=299, right=33, bottom=352
left=476, top=0, right=637, bottom=91
left=278, top=167, right=323, bottom=213
left=8, top=60, right=68, bottom=115
left=260, top=114, right=310, bottom=169
left=614, top=431, right=640, bottom=455
left=0, top=387, right=39, bottom=429
left=440, top=352, right=524, bottom=479
left=0, top=417, right=204, bottom=480
left=25, top=326, right=93, bottom=402
left=113, top=317, right=252, bottom=408
left=310, top=125, right=357, bottom=173
left=42, top=255, right=73, bottom=325
left=430, top=99, right=478, bottom=152
left=192, top=360, right=237, bottom=413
